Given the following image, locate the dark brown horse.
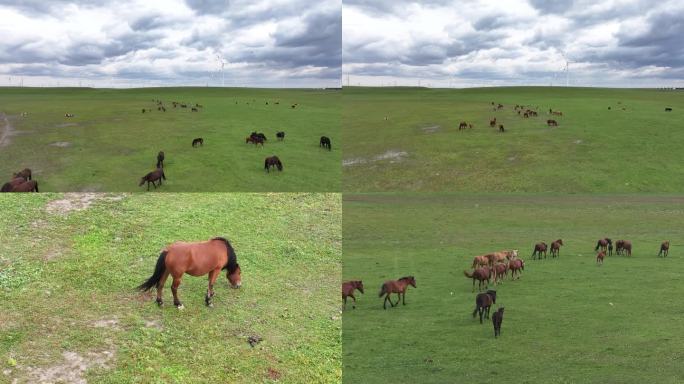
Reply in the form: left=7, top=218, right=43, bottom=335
left=246, top=136, right=264, bottom=146
left=1, top=177, right=26, bottom=192
left=508, top=259, right=524, bottom=280
left=489, top=118, right=496, bottom=127
left=264, top=156, right=283, bottom=172
left=596, top=250, right=605, bottom=265
left=276, top=131, right=285, bottom=141
left=137, top=237, right=241, bottom=308
left=464, top=267, right=493, bottom=292
left=156, top=151, right=165, bottom=168
left=550, top=239, right=563, bottom=258
left=320, top=136, right=331, bottom=151
left=13, top=168, right=31, bottom=181
left=458, top=121, right=468, bottom=130
left=498, top=124, right=505, bottom=132
left=342, top=280, right=364, bottom=309
left=379, top=276, right=416, bottom=309
left=192, top=138, right=203, bottom=147
left=473, top=290, right=496, bottom=324
left=532, top=242, right=548, bottom=259
left=492, top=307, right=504, bottom=338
left=547, top=119, right=558, bottom=126
left=615, top=240, right=632, bottom=256
left=10, top=180, right=38, bottom=192
left=139, top=168, right=166, bottom=190
left=595, top=238, right=612, bottom=253
left=659, top=241, right=670, bottom=257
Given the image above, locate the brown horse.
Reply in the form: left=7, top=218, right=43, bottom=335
left=1, top=177, right=26, bottom=192
left=264, top=156, right=283, bottom=172
left=473, top=290, right=497, bottom=324
left=139, top=168, right=166, bottom=191
left=595, top=238, right=612, bottom=252
left=547, top=119, right=558, bottom=126
left=659, top=241, right=670, bottom=257
left=11, top=180, right=38, bottom=192
left=550, top=239, right=563, bottom=258
left=472, top=255, right=489, bottom=269
left=485, top=250, right=518, bottom=266
left=493, top=263, right=508, bottom=284
left=532, top=242, right=548, bottom=259
left=342, top=280, right=364, bottom=309
left=616, top=240, right=632, bottom=256
left=246, top=136, right=264, bottom=146
left=489, top=118, right=496, bottom=127
left=508, top=259, right=524, bottom=280
left=458, top=121, right=468, bottom=130
left=596, top=250, right=605, bottom=265
left=492, top=307, right=504, bottom=338
left=379, top=276, right=416, bottom=309
left=13, top=168, right=31, bottom=181
left=464, top=267, right=493, bottom=292
left=137, top=237, right=241, bottom=308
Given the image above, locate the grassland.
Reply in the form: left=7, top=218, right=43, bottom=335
left=342, top=87, right=684, bottom=192
left=0, top=193, right=341, bottom=383
left=342, top=194, right=684, bottom=383
left=0, top=87, right=340, bottom=192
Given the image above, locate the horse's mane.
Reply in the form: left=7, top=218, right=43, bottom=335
left=398, top=276, right=414, bottom=281
left=213, top=237, right=238, bottom=273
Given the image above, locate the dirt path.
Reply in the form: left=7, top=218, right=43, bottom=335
left=0, top=112, right=13, bottom=147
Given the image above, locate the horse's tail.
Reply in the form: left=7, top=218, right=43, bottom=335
left=594, top=241, right=600, bottom=251
left=137, top=251, right=167, bottom=291
left=464, top=270, right=474, bottom=278
left=264, top=158, right=269, bottom=170
left=34, top=181, right=38, bottom=193
left=161, top=170, right=166, bottom=180
left=378, top=283, right=387, bottom=297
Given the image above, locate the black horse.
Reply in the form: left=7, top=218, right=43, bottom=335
left=192, top=138, right=203, bottom=147
left=156, top=151, right=165, bottom=168
left=320, top=136, right=331, bottom=151
left=472, top=290, right=497, bottom=324
left=139, top=168, right=166, bottom=190
left=264, top=156, right=283, bottom=172
left=276, top=131, right=285, bottom=141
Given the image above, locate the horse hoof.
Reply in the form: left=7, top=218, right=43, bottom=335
left=176, top=304, right=184, bottom=310
left=207, top=303, right=214, bottom=308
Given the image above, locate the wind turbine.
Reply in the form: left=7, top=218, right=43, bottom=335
left=559, top=49, right=573, bottom=87
left=216, top=54, right=227, bottom=87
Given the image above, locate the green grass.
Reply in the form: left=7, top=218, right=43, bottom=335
left=0, top=193, right=341, bottom=383
left=0, top=87, right=340, bottom=192
left=342, top=87, right=684, bottom=192
left=342, top=194, right=684, bottom=383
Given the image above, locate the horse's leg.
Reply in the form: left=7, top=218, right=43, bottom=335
left=156, top=270, right=170, bottom=306
left=171, top=275, right=184, bottom=309
left=343, top=295, right=347, bottom=310
left=383, top=294, right=389, bottom=310
left=402, top=291, right=406, bottom=306
left=350, top=294, right=356, bottom=309
left=205, top=268, right=220, bottom=307
left=147, top=180, right=151, bottom=191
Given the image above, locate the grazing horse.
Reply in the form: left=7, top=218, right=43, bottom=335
left=492, top=307, right=504, bottom=338
left=473, top=290, right=497, bottom=324
left=616, top=240, right=632, bottom=256
left=595, top=238, right=612, bottom=253
left=251, top=132, right=267, bottom=141
left=379, top=276, right=416, bottom=309
left=489, top=118, right=496, bottom=127
left=142, top=108, right=146, bottom=113
left=156, top=151, right=165, bottom=168
left=192, top=138, right=204, bottom=147
left=659, top=241, right=670, bottom=257
left=276, top=131, right=285, bottom=141
left=137, top=237, right=241, bottom=308
left=547, top=119, right=558, bottom=126
left=191, top=107, right=198, bottom=112
left=464, top=267, right=493, bottom=292
left=550, top=239, right=563, bottom=258
left=508, top=259, right=524, bottom=280
left=596, top=250, right=605, bottom=265
left=13, top=168, right=32, bottom=181
left=342, top=281, right=364, bottom=309
left=665, top=107, right=672, bottom=112
left=139, top=168, right=166, bottom=191
left=532, top=242, right=548, bottom=259
left=246, top=136, right=264, bottom=146
left=264, top=156, right=283, bottom=172
left=498, top=124, right=505, bottom=132
left=458, top=121, right=468, bottom=130
left=320, top=136, right=332, bottom=151
left=11, top=180, right=38, bottom=192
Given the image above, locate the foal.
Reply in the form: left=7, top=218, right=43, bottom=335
left=473, top=290, right=497, bottom=324
left=492, top=307, right=505, bottom=338
left=342, top=280, right=364, bottom=309
left=596, top=251, right=605, bottom=265
left=379, top=276, right=416, bottom=309
left=550, top=239, right=563, bottom=258
left=659, top=241, right=670, bottom=257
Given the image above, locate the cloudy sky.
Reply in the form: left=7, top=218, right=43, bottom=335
left=0, top=0, right=341, bottom=88
left=344, top=0, right=684, bottom=87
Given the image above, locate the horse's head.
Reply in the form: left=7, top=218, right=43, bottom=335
left=403, top=276, right=416, bottom=288
left=227, top=263, right=242, bottom=288
left=557, top=239, right=563, bottom=245
left=138, top=176, right=147, bottom=186
left=355, top=281, right=364, bottom=293
left=486, top=290, right=497, bottom=303
left=276, top=160, right=283, bottom=171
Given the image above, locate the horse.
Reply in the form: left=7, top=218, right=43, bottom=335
left=665, top=107, right=672, bottom=112
left=492, top=307, right=504, bottom=338
left=596, top=250, right=605, bottom=265
left=550, top=239, right=563, bottom=258
left=192, top=138, right=204, bottom=147
left=485, top=250, right=518, bottom=266
left=156, top=151, right=165, bottom=168
left=264, top=156, right=283, bottom=172
left=320, top=136, right=331, bottom=151
left=489, top=118, right=496, bottom=127
left=251, top=132, right=267, bottom=141
left=10, top=180, right=38, bottom=192
left=595, top=238, right=612, bottom=252
left=191, top=107, right=198, bottom=112
left=137, top=237, right=241, bottom=308
left=342, top=281, right=364, bottom=309
left=246, top=136, right=264, bottom=146
left=508, top=259, right=524, bottom=280
left=547, top=119, right=558, bottom=126
left=379, top=276, right=416, bottom=309
left=1, top=177, right=26, bottom=192
left=532, top=242, right=548, bottom=259
left=472, top=255, right=489, bottom=269
left=142, top=108, right=146, bottom=113
left=13, top=168, right=31, bottom=181
left=473, top=290, right=497, bottom=324
left=464, top=267, right=493, bottom=292
left=616, top=240, right=632, bottom=256
left=139, top=168, right=166, bottom=191
left=276, top=131, right=285, bottom=141
left=458, top=121, right=468, bottom=131
left=552, top=111, right=563, bottom=116
left=658, top=241, right=669, bottom=257
left=499, top=124, right=505, bottom=132
left=493, top=263, right=508, bottom=284
left=608, top=243, right=613, bottom=256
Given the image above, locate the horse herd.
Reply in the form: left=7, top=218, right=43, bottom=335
left=457, top=102, right=562, bottom=134
left=343, top=238, right=673, bottom=338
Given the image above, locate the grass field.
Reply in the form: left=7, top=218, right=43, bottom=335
left=0, top=193, right=341, bottom=383
left=342, top=87, right=684, bottom=192
left=342, top=194, right=684, bottom=383
left=0, top=87, right=340, bottom=192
